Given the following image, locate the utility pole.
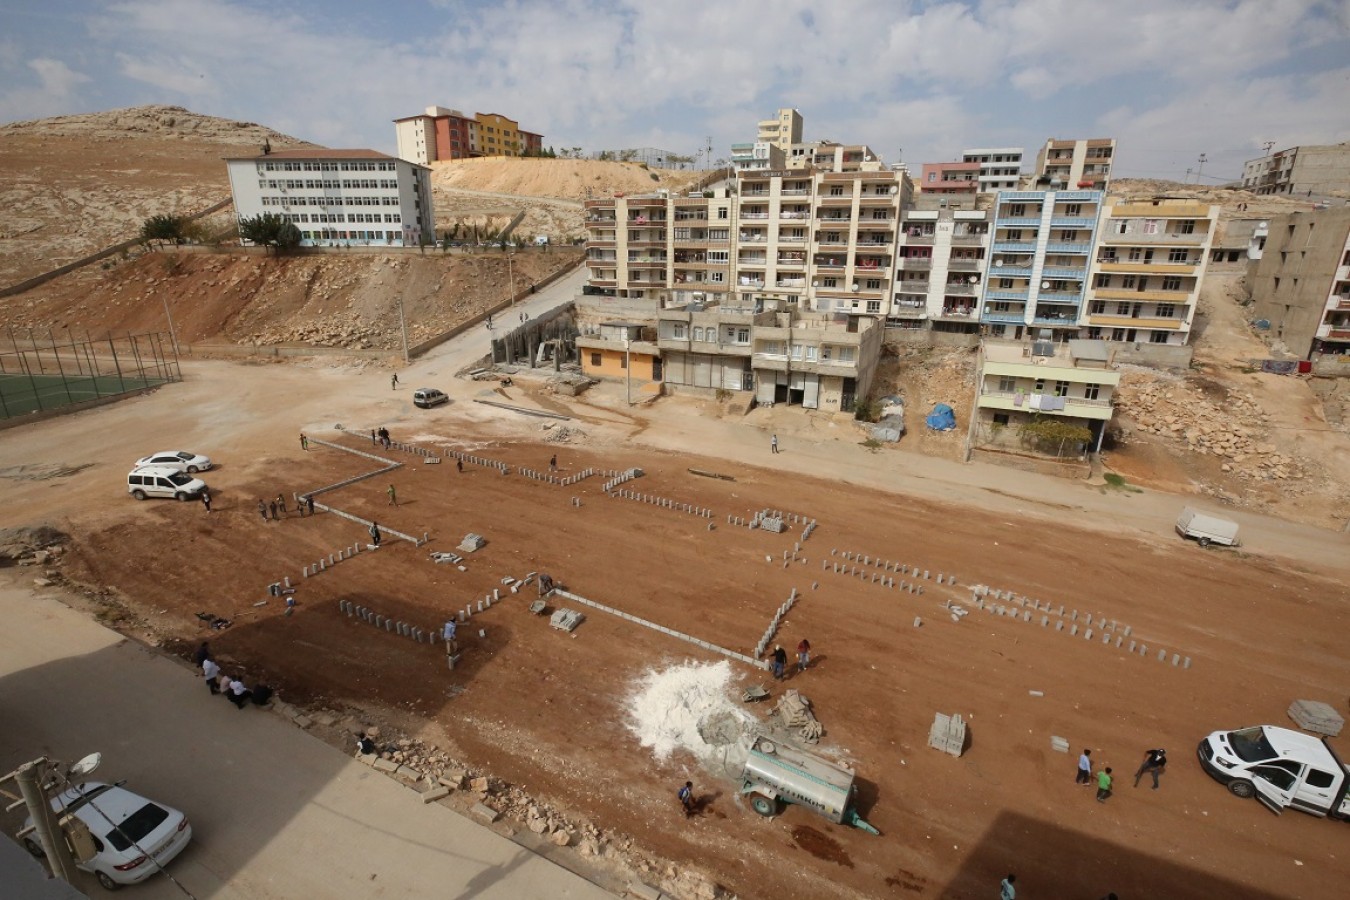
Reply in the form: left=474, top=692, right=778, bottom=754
left=624, top=335, right=632, bottom=406
left=1262, top=141, right=1274, bottom=156
left=4, top=759, right=79, bottom=883
left=1196, top=153, right=1208, bottom=183
left=705, top=136, right=714, bottom=170
left=161, top=295, right=180, bottom=357
left=507, top=249, right=516, bottom=307
left=396, top=298, right=409, bottom=364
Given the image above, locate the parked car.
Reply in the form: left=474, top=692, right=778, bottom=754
left=23, top=780, right=193, bottom=890
left=1198, top=725, right=1350, bottom=819
left=413, top=388, right=449, bottom=409
left=128, top=466, right=207, bottom=501
left=134, top=451, right=212, bottom=474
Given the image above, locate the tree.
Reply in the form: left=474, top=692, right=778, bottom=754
left=141, top=214, right=187, bottom=247
left=1016, top=416, right=1093, bottom=457
left=237, top=213, right=302, bottom=253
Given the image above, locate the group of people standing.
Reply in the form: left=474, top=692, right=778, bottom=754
left=196, top=642, right=272, bottom=709
left=256, top=493, right=315, bottom=521
left=1077, top=747, right=1168, bottom=803
left=768, top=638, right=811, bottom=680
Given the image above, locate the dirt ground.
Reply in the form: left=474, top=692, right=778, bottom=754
left=7, top=352, right=1346, bottom=899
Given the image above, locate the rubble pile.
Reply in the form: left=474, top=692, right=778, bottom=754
left=247, top=310, right=397, bottom=349
left=1117, top=373, right=1308, bottom=483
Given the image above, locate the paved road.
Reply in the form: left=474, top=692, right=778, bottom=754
left=0, top=580, right=613, bottom=900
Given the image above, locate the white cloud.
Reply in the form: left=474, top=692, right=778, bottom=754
left=0, top=57, right=91, bottom=122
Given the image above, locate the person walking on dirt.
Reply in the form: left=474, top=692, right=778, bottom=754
left=369, top=521, right=381, bottom=547
left=201, top=490, right=212, bottom=514
left=771, top=645, right=787, bottom=680
left=796, top=638, right=811, bottom=673
left=268, top=500, right=278, bottom=521
left=387, top=484, right=398, bottom=506
left=306, top=495, right=316, bottom=516
left=275, top=494, right=287, bottom=516
left=771, top=434, right=779, bottom=454
left=371, top=429, right=377, bottom=446
left=456, top=459, right=464, bottom=473
left=391, top=372, right=399, bottom=390
left=443, top=619, right=458, bottom=653
left=1077, top=748, right=1093, bottom=785
left=1134, top=748, right=1167, bottom=789
left=257, top=499, right=268, bottom=522
left=1000, top=874, right=1016, bottom=900
left=549, top=454, right=557, bottom=472
left=202, top=657, right=220, bottom=695
left=1096, top=766, right=1114, bottom=803
left=300, top=433, right=309, bottom=451
left=678, top=781, right=695, bottom=816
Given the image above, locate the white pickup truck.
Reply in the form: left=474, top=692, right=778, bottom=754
left=1198, top=725, right=1350, bottom=819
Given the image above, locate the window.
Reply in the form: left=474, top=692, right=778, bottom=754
left=805, top=346, right=818, bottom=362
left=590, top=352, right=602, bottom=367
left=1061, top=230, right=1077, bottom=241
left=1054, top=380, right=1069, bottom=397
left=830, top=185, right=845, bottom=196
left=993, top=412, right=1010, bottom=426
left=1116, top=303, right=1131, bottom=315
left=1179, top=219, right=1196, bottom=234
left=1157, top=303, right=1176, bottom=318
left=1162, top=277, right=1182, bottom=291
left=1033, top=378, right=1045, bottom=392
left=1121, top=275, right=1137, bottom=289
left=1091, top=300, right=1106, bottom=314
left=620, top=355, right=627, bottom=369
left=736, top=328, right=749, bottom=343
left=790, top=344, right=803, bottom=360
left=1099, top=248, right=1117, bottom=262
left=1308, top=768, right=1336, bottom=789
left=1007, top=229, right=1022, bottom=240
left=866, top=279, right=882, bottom=290
left=1128, top=247, right=1143, bottom=261
left=1095, top=274, right=1110, bottom=288
left=866, top=300, right=881, bottom=313
left=1009, top=203, right=1025, bottom=216
left=1150, top=332, right=1169, bottom=344
left=999, top=278, right=1013, bottom=289
left=1168, top=248, right=1189, bottom=263
left=718, top=208, right=728, bottom=220
left=1084, top=383, right=1101, bottom=400
left=693, top=327, right=705, bottom=341
left=672, top=324, right=686, bottom=339
left=710, top=271, right=724, bottom=283
left=823, top=278, right=838, bottom=288
left=1065, top=203, right=1081, bottom=216
left=998, top=376, right=1016, bottom=392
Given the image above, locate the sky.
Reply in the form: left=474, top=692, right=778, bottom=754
left=2, top=0, right=1349, bottom=182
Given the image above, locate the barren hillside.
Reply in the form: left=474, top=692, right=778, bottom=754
left=0, top=105, right=313, bottom=286
left=0, top=247, right=578, bottom=350
left=429, top=157, right=706, bottom=202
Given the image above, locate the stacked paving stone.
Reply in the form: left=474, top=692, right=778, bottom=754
left=302, top=542, right=364, bottom=578
left=518, top=466, right=597, bottom=487
left=1288, top=699, right=1344, bottom=737
left=754, top=588, right=799, bottom=658
left=443, top=448, right=509, bottom=474
left=821, top=548, right=938, bottom=595
left=928, top=712, right=967, bottom=757
left=341, top=599, right=435, bottom=646
left=966, top=585, right=1192, bottom=668
left=601, top=468, right=643, bottom=492
left=612, top=488, right=713, bottom=518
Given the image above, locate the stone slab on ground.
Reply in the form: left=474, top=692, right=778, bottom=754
left=470, top=802, right=500, bottom=824
left=421, top=786, right=451, bottom=804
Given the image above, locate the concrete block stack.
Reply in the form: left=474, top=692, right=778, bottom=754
left=928, top=712, right=967, bottom=757
left=1288, top=699, right=1344, bottom=737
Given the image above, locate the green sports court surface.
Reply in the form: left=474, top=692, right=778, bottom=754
left=0, top=372, right=171, bottom=418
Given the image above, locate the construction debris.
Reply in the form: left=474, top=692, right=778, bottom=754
left=774, top=689, right=823, bottom=743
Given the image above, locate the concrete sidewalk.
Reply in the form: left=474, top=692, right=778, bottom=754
left=0, top=579, right=613, bottom=899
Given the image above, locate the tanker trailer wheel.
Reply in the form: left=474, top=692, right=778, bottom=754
left=750, top=794, right=780, bottom=817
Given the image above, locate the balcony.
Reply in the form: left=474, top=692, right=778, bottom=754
left=897, top=280, right=931, bottom=293
left=818, top=215, right=853, bottom=224
left=951, top=233, right=989, bottom=245
left=586, top=257, right=617, bottom=267
left=937, top=306, right=978, bottom=320
left=1046, top=242, right=1092, bottom=254
left=775, top=278, right=808, bottom=289
left=1032, top=313, right=1079, bottom=326
left=902, top=231, right=936, bottom=244
left=948, top=259, right=985, bottom=271
left=992, top=241, right=1037, bottom=253
left=818, top=195, right=855, bottom=206
left=1099, top=230, right=1207, bottom=246
left=897, top=257, right=932, bottom=270
left=813, top=258, right=847, bottom=271
left=588, top=238, right=615, bottom=248
left=1050, top=217, right=1097, bottom=228
left=1325, top=328, right=1350, bottom=341
left=738, top=257, right=767, bottom=268
left=673, top=212, right=708, bottom=221
left=780, top=187, right=812, bottom=196
left=978, top=390, right=1114, bottom=419
left=740, top=211, right=770, bottom=220
left=1042, top=267, right=1086, bottom=279
left=1087, top=314, right=1183, bottom=330
left=943, top=283, right=979, bottom=296
left=776, top=256, right=808, bottom=268
left=984, top=289, right=1028, bottom=301
left=996, top=217, right=1042, bottom=227
left=1093, top=288, right=1191, bottom=303
left=989, top=266, right=1033, bottom=278
left=626, top=258, right=668, bottom=268
left=982, top=311, right=1027, bottom=324
left=779, top=210, right=811, bottom=221
left=1038, top=290, right=1083, bottom=304
left=889, top=303, right=928, bottom=319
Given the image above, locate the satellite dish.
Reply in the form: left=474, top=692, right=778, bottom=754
left=1041, top=281, right=1051, bottom=289
left=69, top=753, right=102, bottom=778
left=968, top=275, right=978, bottom=284
left=994, top=259, right=1004, bottom=266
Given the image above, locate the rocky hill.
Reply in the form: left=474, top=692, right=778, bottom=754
left=430, top=157, right=707, bottom=202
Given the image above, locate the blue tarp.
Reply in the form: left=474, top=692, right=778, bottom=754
left=925, top=403, right=956, bottom=432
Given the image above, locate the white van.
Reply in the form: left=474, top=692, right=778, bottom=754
left=1176, top=507, right=1240, bottom=547
left=1198, top=725, right=1350, bottom=819
left=128, top=465, right=207, bottom=501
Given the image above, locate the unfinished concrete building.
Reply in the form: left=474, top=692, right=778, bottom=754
left=1248, top=208, right=1350, bottom=359
left=1241, top=143, right=1350, bottom=196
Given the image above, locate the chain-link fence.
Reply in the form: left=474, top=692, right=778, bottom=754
left=0, top=329, right=181, bottom=420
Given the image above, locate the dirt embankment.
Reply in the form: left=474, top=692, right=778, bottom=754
left=430, top=157, right=706, bottom=202
left=0, top=248, right=579, bottom=350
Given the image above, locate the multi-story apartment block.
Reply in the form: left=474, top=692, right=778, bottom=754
left=731, top=141, right=785, bottom=173
left=757, top=108, right=803, bottom=151
left=394, top=106, right=542, bottom=164
left=919, top=161, right=980, bottom=195
left=1082, top=198, right=1217, bottom=346
left=656, top=302, right=883, bottom=411
left=1248, top=208, right=1350, bottom=358
left=893, top=209, right=991, bottom=334
left=785, top=141, right=827, bottom=169
left=978, top=190, right=1103, bottom=341
left=810, top=143, right=884, bottom=173
left=1034, top=138, right=1116, bottom=191
left=224, top=149, right=433, bottom=247
left=972, top=338, right=1120, bottom=453
left=802, top=167, right=908, bottom=317
left=1241, top=143, right=1350, bottom=196
left=962, top=148, right=1024, bottom=192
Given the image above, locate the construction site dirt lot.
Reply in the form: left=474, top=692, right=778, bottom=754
left=56, top=425, right=1350, bottom=900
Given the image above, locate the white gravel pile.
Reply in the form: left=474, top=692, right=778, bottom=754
left=626, top=660, right=753, bottom=763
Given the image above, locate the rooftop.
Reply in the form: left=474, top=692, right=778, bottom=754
left=225, top=148, right=398, bottom=161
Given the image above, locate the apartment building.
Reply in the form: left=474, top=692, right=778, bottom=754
left=919, top=161, right=980, bottom=195
left=731, top=141, right=785, bottom=173
left=656, top=302, right=883, bottom=411
left=972, top=338, right=1120, bottom=454
left=978, top=190, right=1103, bottom=341
left=1034, top=138, right=1116, bottom=191
left=1082, top=198, right=1217, bottom=346
left=576, top=321, right=661, bottom=383
left=583, top=163, right=910, bottom=319
left=1248, top=208, right=1350, bottom=358
left=920, top=148, right=1023, bottom=195
left=1241, top=143, right=1350, bottom=196
left=757, top=108, right=804, bottom=151
left=224, top=149, right=433, bottom=247
left=893, top=209, right=991, bottom=334
left=963, top=148, right=1024, bottom=192
left=394, top=106, right=542, bottom=163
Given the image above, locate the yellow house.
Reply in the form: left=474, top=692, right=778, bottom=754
left=475, top=112, right=522, bottom=157
left=577, top=322, right=662, bottom=383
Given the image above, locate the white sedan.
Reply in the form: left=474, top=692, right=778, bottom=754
left=134, top=451, right=212, bottom=474
left=24, top=780, right=193, bottom=890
